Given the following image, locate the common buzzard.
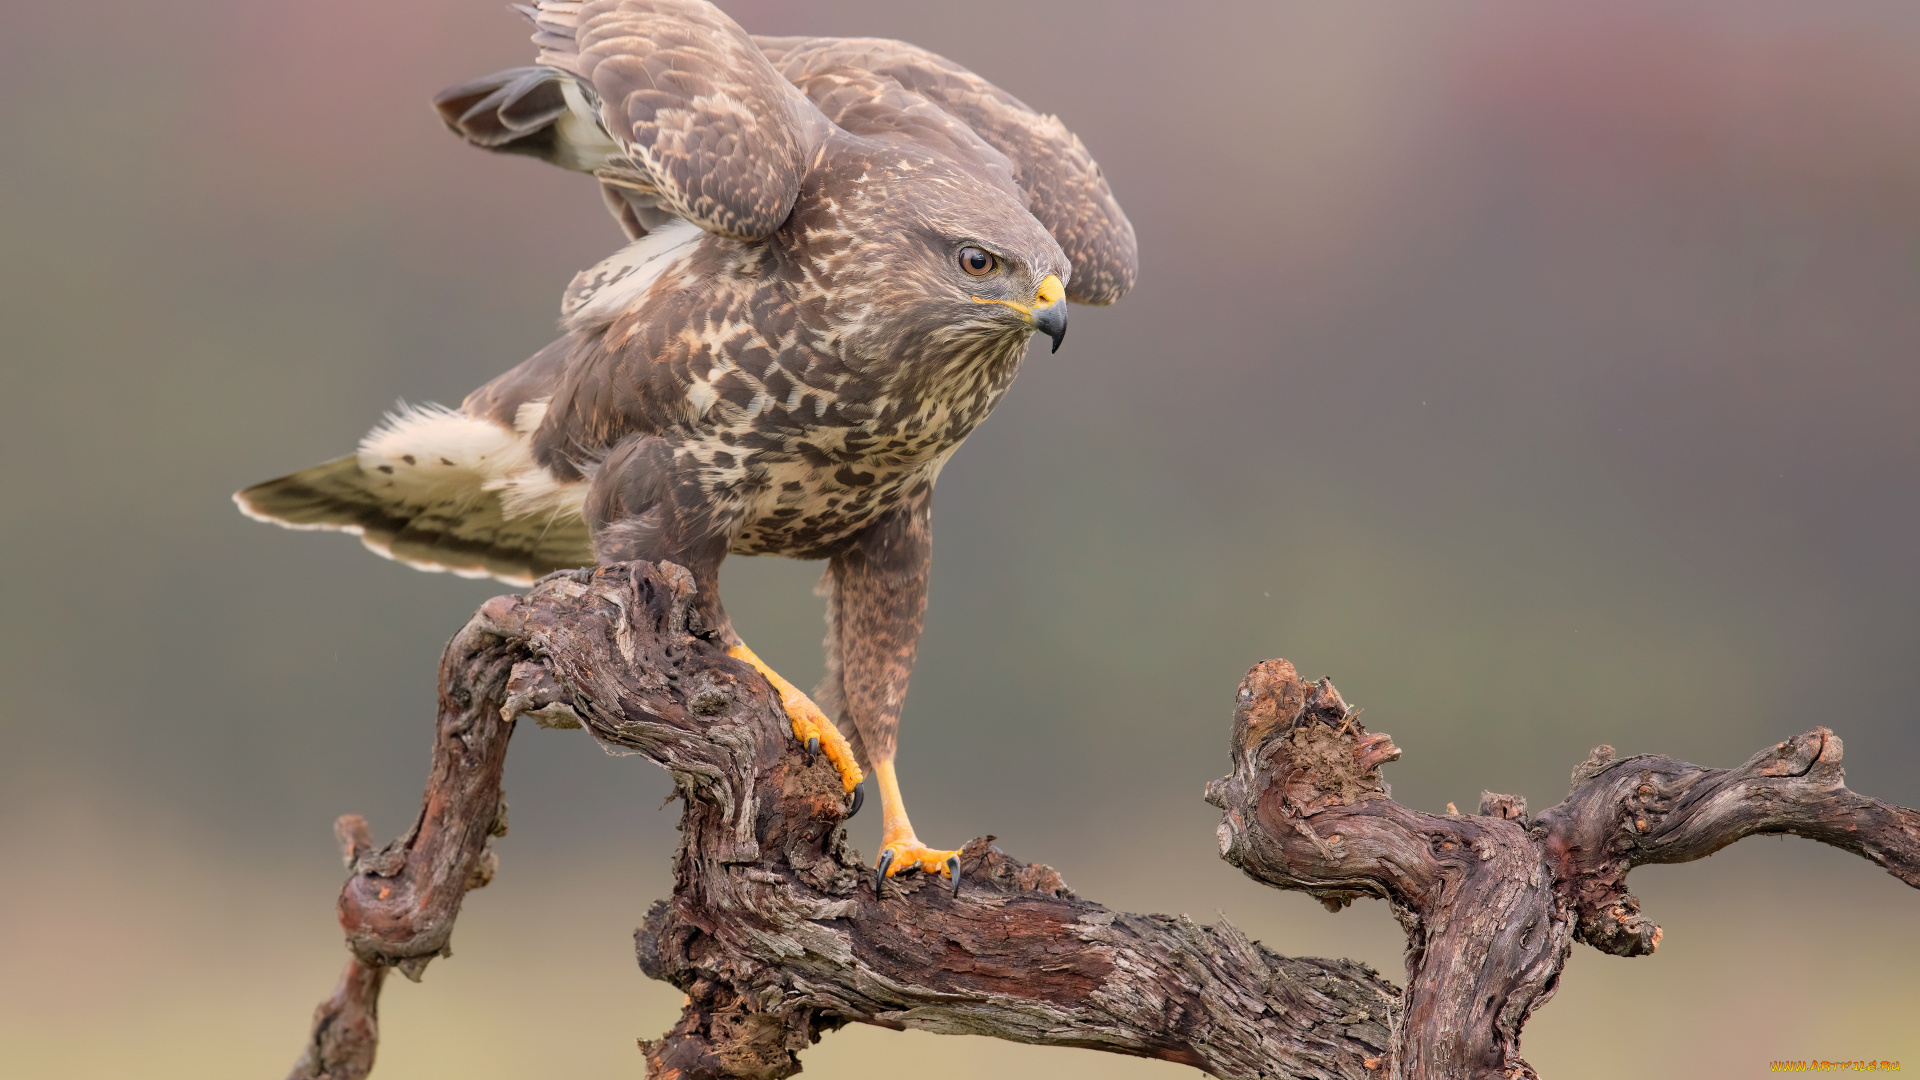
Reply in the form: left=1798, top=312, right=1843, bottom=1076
left=237, top=0, right=1137, bottom=892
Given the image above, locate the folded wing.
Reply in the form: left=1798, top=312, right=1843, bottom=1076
left=521, top=0, right=827, bottom=241
left=435, top=13, right=1135, bottom=303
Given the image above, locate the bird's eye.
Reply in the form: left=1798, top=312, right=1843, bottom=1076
left=958, top=246, right=998, bottom=277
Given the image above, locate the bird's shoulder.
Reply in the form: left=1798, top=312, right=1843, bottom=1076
left=486, top=224, right=865, bottom=474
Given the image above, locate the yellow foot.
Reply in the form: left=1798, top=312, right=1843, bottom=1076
left=727, top=643, right=863, bottom=794
left=870, top=759, right=961, bottom=895
left=878, top=836, right=962, bottom=878
left=877, top=835, right=963, bottom=897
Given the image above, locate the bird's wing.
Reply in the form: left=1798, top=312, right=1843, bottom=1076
left=431, top=66, right=575, bottom=160
left=432, top=15, right=1136, bottom=296
left=746, top=40, right=1022, bottom=197
left=234, top=399, right=593, bottom=587
left=523, top=0, right=828, bottom=241
left=432, top=64, right=674, bottom=242
left=758, top=36, right=1137, bottom=305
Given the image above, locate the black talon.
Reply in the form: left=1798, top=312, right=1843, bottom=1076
left=876, top=849, right=895, bottom=896
left=946, top=854, right=961, bottom=897
left=805, top=735, right=819, bottom=763
left=847, top=783, right=864, bottom=819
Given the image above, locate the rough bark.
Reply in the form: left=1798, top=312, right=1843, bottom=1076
left=287, top=562, right=1920, bottom=1080
left=1207, top=659, right=1920, bottom=1079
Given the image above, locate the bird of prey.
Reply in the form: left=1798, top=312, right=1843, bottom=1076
left=236, top=0, right=1137, bottom=892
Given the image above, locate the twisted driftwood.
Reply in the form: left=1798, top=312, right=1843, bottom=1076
left=287, top=561, right=1920, bottom=1080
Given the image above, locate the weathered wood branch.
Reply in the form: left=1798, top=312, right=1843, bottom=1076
left=286, top=561, right=1919, bottom=1080
left=1207, top=659, right=1920, bottom=1079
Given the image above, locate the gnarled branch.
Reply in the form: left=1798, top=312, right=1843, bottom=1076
left=285, top=562, right=1918, bottom=1080
left=1207, top=659, right=1920, bottom=1079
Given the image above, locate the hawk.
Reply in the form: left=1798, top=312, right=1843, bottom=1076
left=236, top=0, right=1137, bottom=892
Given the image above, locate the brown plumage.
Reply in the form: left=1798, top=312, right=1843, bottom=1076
left=237, top=0, right=1136, bottom=890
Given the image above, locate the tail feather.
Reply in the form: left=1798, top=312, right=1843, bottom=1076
left=235, top=405, right=593, bottom=586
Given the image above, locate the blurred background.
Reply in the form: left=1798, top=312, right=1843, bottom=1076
left=3, top=1, right=1916, bottom=1077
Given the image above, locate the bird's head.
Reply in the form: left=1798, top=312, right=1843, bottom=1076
left=943, top=230, right=1071, bottom=355
left=794, top=149, right=1073, bottom=360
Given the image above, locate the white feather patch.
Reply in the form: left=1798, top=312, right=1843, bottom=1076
left=553, top=77, right=624, bottom=172
left=356, top=402, right=586, bottom=525
left=561, top=217, right=703, bottom=329
left=685, top=378, right=719, bottom=418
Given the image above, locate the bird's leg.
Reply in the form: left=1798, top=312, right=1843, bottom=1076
left=872, top=756, right=961, bottom=891
left=820, top=493, right=961, bottom=891
left=581, top=445, right=863, bottom=796
left=728, top=641, right=863, bottom=794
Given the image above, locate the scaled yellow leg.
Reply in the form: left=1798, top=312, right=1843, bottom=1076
left=728, top=643, right=863, bottom=793
left=873, top=758, right=960, bottom=884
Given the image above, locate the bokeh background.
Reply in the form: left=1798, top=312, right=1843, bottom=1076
left=3, top=1, right=1916, bottom=1077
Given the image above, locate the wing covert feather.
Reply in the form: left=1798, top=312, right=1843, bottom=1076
left=528, top=0, right=826, bottom=241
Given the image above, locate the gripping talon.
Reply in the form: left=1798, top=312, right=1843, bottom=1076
left=848, top=783, right=864, bottom=819
left=876, top=849, right=895, bottom=896
left=946, top=854, right=961, bottom=897
left=868, top=761, right=962, bottom=898
left=726, top=643, right=863, bottom=794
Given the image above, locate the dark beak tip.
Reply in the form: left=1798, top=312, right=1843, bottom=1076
left=1034, top=299, right=1068, bottom=354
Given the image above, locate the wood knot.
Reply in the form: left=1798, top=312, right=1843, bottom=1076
left=1272, top=719, right=1394, bottom=817
left=687, top=671, right=737, bottom=716
left=334, top=814, right=374, bottom=869
left=1235, top=659, right=1309, bottom=746
left=960, top=837, right=1076, bottom=898
left=501, top=661, right=581, bottom=729
left=1479, top=791, right=1528, bottom=822
left=1754, top=729, right=1834, bottom=777
left=475, top=594, right=526, bottom=636
left=1355, top=732, right=1402, bottom=772
left=1572, top=745, right=1617, bottom=782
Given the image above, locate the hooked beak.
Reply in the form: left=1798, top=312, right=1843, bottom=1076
left=1028, top=273, right=1068, bottom=353
left=970, top=272, right=1069, bottom=352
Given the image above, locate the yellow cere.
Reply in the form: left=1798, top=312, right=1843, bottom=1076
left=971, top=273, right=1067, bottom=317
left=1033, top=273, right=1064, bottom=308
